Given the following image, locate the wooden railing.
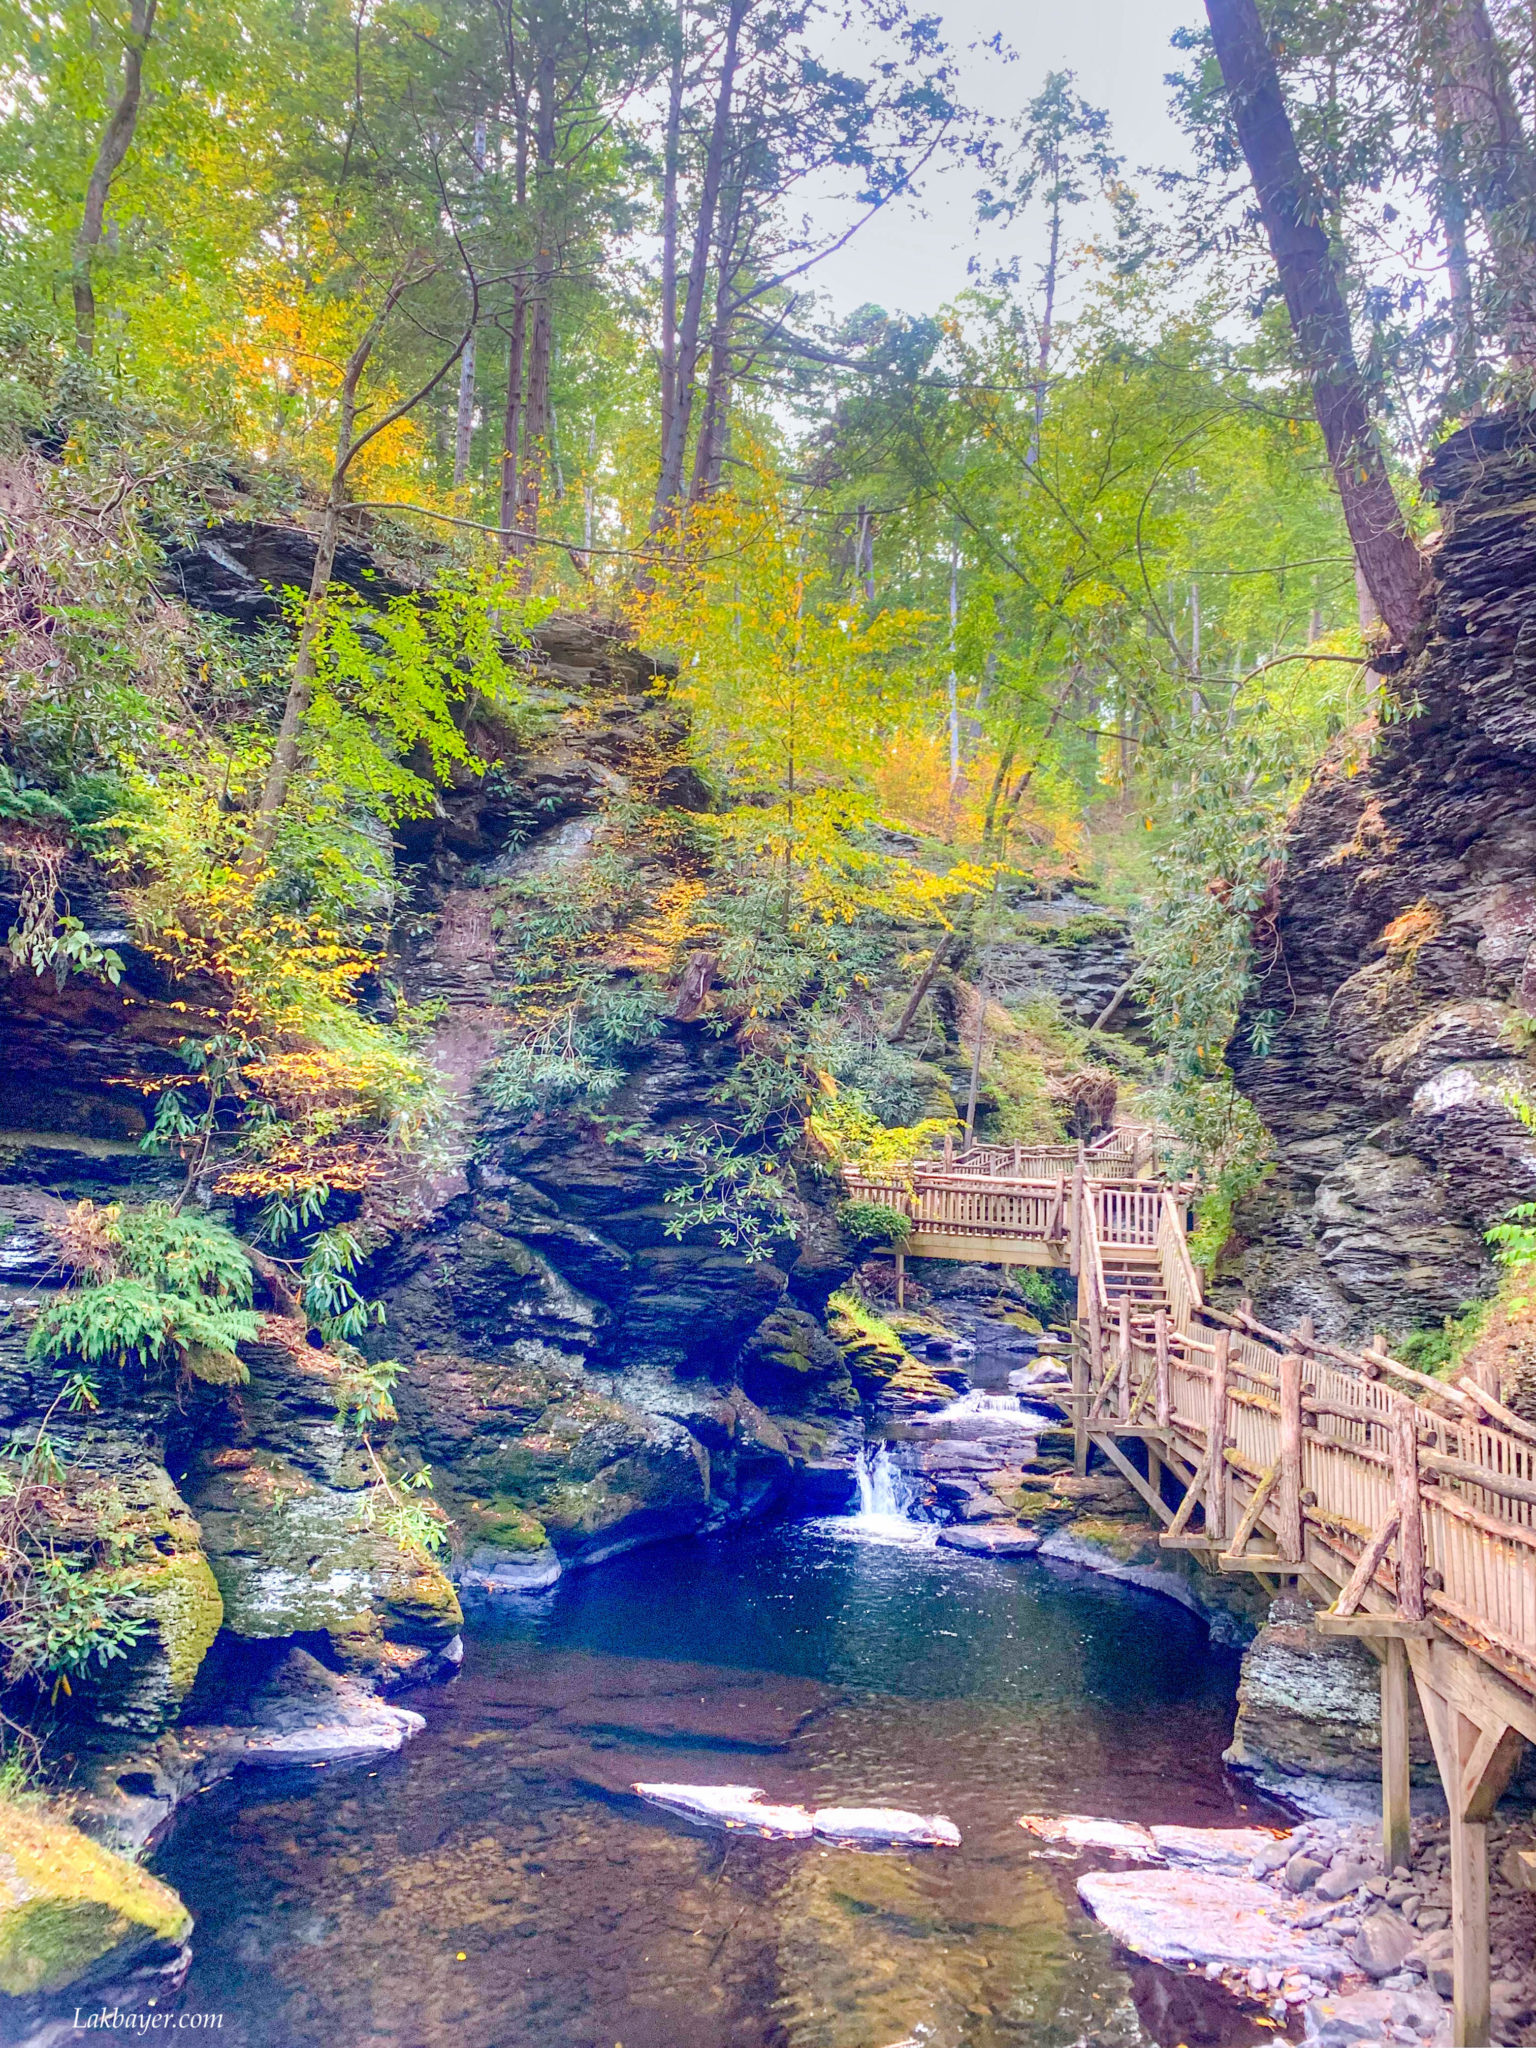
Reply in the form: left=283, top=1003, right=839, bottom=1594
left=1076, top=1187, right=1536, bottom=1695
left=913, top=1124, right=1178, bottom=1184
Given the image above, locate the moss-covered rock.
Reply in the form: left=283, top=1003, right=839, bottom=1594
left=0, top=1801, right=190, bottom=2000
left=738, top=1304, right=858, bottom=1415
left=826, top=1294, right=908, bottom=1399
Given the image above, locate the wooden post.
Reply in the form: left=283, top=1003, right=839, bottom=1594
left=1147, top=1442, right=1163, bottom=1508
left=1206, top=1326, right=1231, bottom=1543
left=944, top=1131, right=953, bottom=1169
left=1069, top=1150, right=1085, bottom=1278
left=1013, top=1143, right=1021, bottom=1175
left=1392, top=1399, right=1426, bottom=1621
left=894, top=1247, right=905, bottom=1311
left=1414, top=1676, right=1526, bottom=2048
left=1117, top=1295, right=1131, bottom=1421
left=1154, top=1307, right=1171, bottom=1430
left=1381, top=1638, right=1412, bottom=1876
left=1276, top=1350, right=1304, bottom=1562
left=1451, top=1798, right=1492, bottom=2048
left=1072, top=1334, right=1089, bottom=1478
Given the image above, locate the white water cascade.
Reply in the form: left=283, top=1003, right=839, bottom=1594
left=847, top=1443, right=930, bottom=1541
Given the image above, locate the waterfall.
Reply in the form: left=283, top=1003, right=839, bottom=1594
left=851, top=1444, right=923, bottom=1529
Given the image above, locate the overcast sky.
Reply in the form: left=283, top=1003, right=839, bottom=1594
left=807, top=0, right=1203, bottom=321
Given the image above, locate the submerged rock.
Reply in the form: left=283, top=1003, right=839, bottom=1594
left=456, top=1542, right=563, bottom=1596
left=811, top=1808, right=961, bottom=1848
left=631, top=1784, right=960, bottom=1848
left=1019, top=1814, right=1160, bottom=1859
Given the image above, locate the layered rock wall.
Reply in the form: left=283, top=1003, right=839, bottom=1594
left=1229, top=416, right=1536, bottom=1339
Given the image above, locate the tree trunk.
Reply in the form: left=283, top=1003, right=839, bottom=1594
left=453, top=117, right=488, bottom=488
left=1436, top=0, right=1536, bottom=362
left=654, top=0, right=749, bottom=521
left=659, top=0, right=686, bottom=454
left=499, top=289, right=527, bottom=556
left=520, top=290, right=551, bottom=535
left=1435, top=87, right=1479, bottom=396
left=72, top=0, right=159, bottom=355
left=1204, top=0, right=1425, bottom=641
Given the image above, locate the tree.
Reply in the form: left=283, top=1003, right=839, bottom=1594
left=976, top=70, right=1121, bottom=461
left=1202, top=0, right=1425, bottom=641
left=70, top=0, right=158, bottom=354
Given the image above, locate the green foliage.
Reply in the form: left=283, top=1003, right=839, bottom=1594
left=26, top=1204, right=258, bottom=1383
left=806, top=1090, right=956, bottom=1174
left=835, top=1199, right=913, bottom=1247
left=641, top=1129, right=797, bottom=1262
left=1397, top=1301, right=1494, bottom=1380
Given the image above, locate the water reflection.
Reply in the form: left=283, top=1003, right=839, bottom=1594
left=154, top=1520, right=1276, bottom=2048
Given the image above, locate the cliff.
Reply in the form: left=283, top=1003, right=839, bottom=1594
left=1228, top=414, right=1536, bottom=1343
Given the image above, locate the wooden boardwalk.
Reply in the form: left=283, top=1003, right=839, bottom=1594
left=843, top=1137, right=1536, bottom=2047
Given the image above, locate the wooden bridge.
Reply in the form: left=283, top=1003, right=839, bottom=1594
left=843, top=1134, right=1536, bottom=2048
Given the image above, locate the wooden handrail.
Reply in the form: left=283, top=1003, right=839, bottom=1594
left=842, top=1138, right=1536, bottom=1697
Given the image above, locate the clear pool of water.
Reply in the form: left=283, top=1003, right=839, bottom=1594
left=151, top=1518, right=1281, bottom=2048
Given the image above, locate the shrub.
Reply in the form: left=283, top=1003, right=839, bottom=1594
left=836, top=1200, right=913, bottom=1247
left=27, top=1204, right=258, bottom=1385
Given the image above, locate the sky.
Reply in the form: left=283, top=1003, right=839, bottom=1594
left=806, top=0, right=1203, bottom=321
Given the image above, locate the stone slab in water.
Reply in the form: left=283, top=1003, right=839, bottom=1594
left=1019, top=1814, right=1159, bottom=1858
left=1149, top=1823, right=1289, bottom=1873
left=811, top=1807, right=961, bottom=1848
left=631, top=1784, right=961, bottom=1848
left=633, top=1782, right=814, bottom=1839
left=937, top=1526, right=1040, bottom=1556
left=1078, top=1868, right=1356, bottom=1990
left=457, top=1544, right=563, bottom=1596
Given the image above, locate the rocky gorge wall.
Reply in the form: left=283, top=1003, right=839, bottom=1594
left=1228, top=414, right=1536, bottom=1344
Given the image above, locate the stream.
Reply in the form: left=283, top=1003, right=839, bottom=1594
left=150, top=1503, right=1284, bottom=2048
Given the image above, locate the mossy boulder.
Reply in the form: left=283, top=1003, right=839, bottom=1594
left=738, top=1305, right=858, bottom=1416
left=0, top=1801, right=190, bottom=2000
left=826, top=1297, right=908, bottom=1399
left=184, top=1447, right=461, bottom=1676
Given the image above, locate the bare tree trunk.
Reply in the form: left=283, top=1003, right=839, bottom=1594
left=654, top=0, right=749, bottom=521
left=1436, top=0, right=1536, bottom=362
left=499, top=289, right=527, bottom=557
left=521, top=290, right=551, bottom=534
left=453, top=117, right=488, bottom=488
left=659, top=0, right=686, bottom=456
left=1205, top=0, right=1425, bottom=641
left=1028, top=168, right=1060, bottom=467
left=856, top=504, right=875, bottom=603
left=72, top=0, right=158, bottom=355
left=1435, top=87, right=1478, bottom=395
left=944, top=534, right=961, bottom=840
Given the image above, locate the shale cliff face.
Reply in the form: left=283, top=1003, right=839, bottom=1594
left=1229, top=415, right=1536, bottom=1341
left=0, top=560, right=858, bottom=1764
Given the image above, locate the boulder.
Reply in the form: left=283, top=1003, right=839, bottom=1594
left=1351, top=1908, right=1419, bottom=1980
left=0, top=1802, right=191, bottom=2003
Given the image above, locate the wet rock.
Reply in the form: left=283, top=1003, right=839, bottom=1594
left=935, top=1525, right=1040, bottom=1555
left=811, top=1807, right=960, bottom=1849
left=1018, top=1815, right=1159, bottom=1859
left=1077, top=1868, right=1354, bottom=1993
left=199, top=1647, right=427, bottom=1768
left=1226, top=1598, right=1412, bottom=1789
left=632, top=1783, right=814, bottom=1839
left=456, top=1543, right=563, bottom=1597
